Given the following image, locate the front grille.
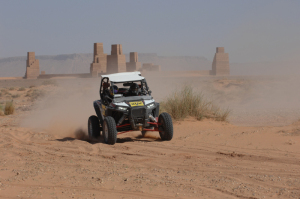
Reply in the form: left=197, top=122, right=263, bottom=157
left=131, top=107, right=146, bottom=119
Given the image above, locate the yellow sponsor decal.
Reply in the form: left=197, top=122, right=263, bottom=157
left=129, top=101, right=144, bottom=107
left=101, top=104, right=106, bottom=116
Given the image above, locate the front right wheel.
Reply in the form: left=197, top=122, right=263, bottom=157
left=158, top=112, right=173, bottom=141
left=103, top=116, right=117, bottom=145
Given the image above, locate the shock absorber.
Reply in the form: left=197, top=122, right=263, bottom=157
left=149, top=114, right=157, bottom=122
left=117, top=114, right=126, bottom=126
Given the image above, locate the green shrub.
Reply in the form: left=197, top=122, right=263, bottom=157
left=160, top=85, right=230, bottom=121
left=4, top=101, right=14, bottom=115
left=18, top=87, right=26, bottom=91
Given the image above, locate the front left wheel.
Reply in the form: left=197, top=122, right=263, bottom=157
left=103, top=116, right=117, bottom=145
left=158, top=112, right=173, bottom=141
left=88, top=115, right=100, bottom=139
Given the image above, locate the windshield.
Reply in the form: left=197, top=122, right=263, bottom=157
left=110, top=80, right=149, bottom=98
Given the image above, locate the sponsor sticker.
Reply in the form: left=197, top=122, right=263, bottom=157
left=101, top=104, right=106, bottom=116
left=129, top=101, right=144, bottom=107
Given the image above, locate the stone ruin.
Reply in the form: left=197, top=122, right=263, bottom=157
left=21, top=44, right=230, bottom=79
left=211, top=47, right=230, bottom=76
left=89, top=43, right=145, bottom=76
left=24, top=52, right=40, bottom=79
left=90, top=43, right=107, bottom=77
left=107, top=44, right=126, bottom=74
left=126, top=52, right=141, bottom=72
left=142, top=63, right=161, bottom=71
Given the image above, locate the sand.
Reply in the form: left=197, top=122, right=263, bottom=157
left=0, top=72, right=299, bottom=198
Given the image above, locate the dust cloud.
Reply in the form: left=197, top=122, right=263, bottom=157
left=143, top=72, right=300, bottom=126
left=21, top=72, right=300, bottom=137
left=21, top=78, right=100, bottom=139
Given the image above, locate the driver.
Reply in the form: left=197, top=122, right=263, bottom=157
left=126, top=83, right=140, bottom=96
left=110, top=85, right=119, bottom=96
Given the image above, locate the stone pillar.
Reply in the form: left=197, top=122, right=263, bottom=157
left=211, top=47, right=230, bottom=76
left=107, top=44, right=126, bottom=74
left=25, top=52, right=40, bottom=79
left=90, top=43, right=107, bottom=77
left=126, top=52, right=141, bottom=72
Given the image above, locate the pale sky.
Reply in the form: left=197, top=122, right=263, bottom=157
left=0, top=0, right=299, bottom=63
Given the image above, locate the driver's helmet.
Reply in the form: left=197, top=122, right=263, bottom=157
left=129, top=83, right=140, bottom=96
left=110, top=85, right=118, bottom=95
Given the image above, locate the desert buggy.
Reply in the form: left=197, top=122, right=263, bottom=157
left=88, top=71, right=173, bottom=145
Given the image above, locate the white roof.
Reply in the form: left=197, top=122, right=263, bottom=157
left=101, top=71, right=145, bottom=83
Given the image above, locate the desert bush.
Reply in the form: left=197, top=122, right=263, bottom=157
left=0, top=104, right=4, bottom=116
left=42, top=80, right=57, bottom=86
left=1, top=89, right=10, bottom=95
left=12, top=94, right=20, bottom=98
left=4, top=101, right=14, bottom=115
left=9, top=87, right=15, bottom=91
left=18, top=87, right=26, bottom=91
left=29, top=85, right=35, bottom=88
left=160, top=85, right=230, bottom=121
left=26, top=89, right=45, bottom=101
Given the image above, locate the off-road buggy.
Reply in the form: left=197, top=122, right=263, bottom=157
left=88, top=71, right=173, bottom=145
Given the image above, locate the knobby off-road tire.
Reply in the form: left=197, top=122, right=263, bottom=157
left=158, top=112, right=173, bottom=141
left=103, top=116, right=118, bottom=145
left=88, top=115, right=100, bottom=139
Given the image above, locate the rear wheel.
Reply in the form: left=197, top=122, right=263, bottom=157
left=103, top=116, right=117, bottom=145
left=88, top=115, right=100, bottom=139
left=158, top=112, right=173, bottom=141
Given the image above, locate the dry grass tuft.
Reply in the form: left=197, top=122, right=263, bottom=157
left=160, top=85, right=230, bottom=121
left=4, top=101, right=15, bottom=115
left=9, top=87, right=15, bottom=91
left=12, top=94, right=20, bottom=98
left=42, top=80, right=57, bottom=86
left=1, top=89, right=10, bottom=95
left=18, top=87, right=26, bottom=91
left=0, top=104, right=4, bottom=116
left=26, top=89, right=45, bottom=101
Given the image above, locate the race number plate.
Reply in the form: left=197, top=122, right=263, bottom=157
left=129, top=101, right=144, bottom=107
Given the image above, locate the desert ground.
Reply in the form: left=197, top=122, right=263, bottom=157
left=0, top=72, right=300, bottom=199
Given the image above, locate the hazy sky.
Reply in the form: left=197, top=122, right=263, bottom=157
left=0, top=0, right=299, bottom=63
